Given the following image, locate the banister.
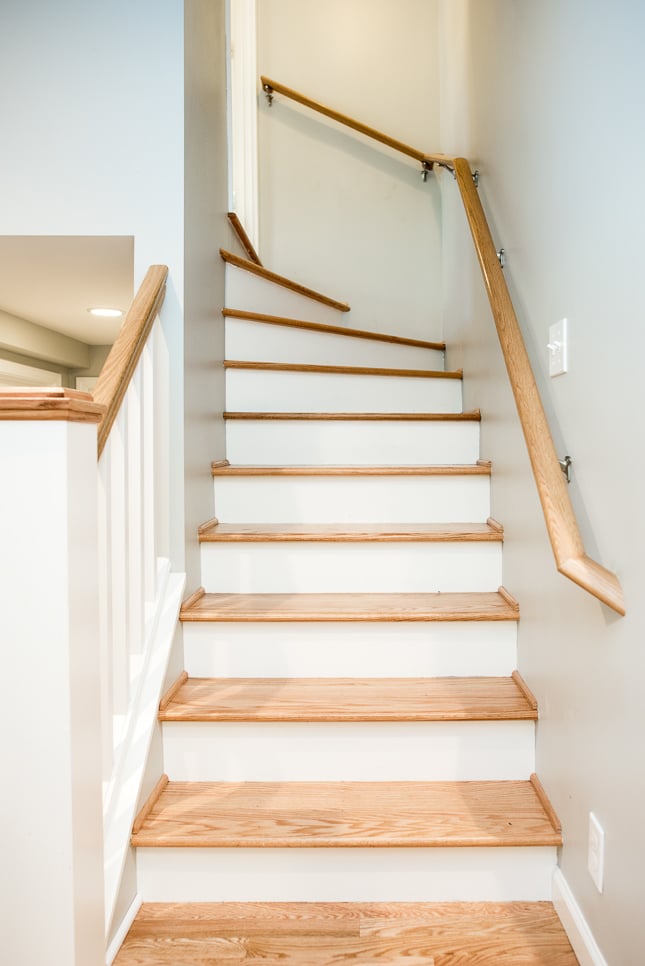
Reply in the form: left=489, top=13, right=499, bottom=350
left=93, top=264, right=168, bottom=459
left=261, top=78, right=625, bottom=615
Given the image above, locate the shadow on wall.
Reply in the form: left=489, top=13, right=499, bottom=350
left=0, top=235, right=134, bottom=389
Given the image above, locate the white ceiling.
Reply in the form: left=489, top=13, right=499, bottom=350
left=0, top=236, right=134, bottom=345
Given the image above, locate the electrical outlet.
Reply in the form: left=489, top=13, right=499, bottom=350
left=588, top=812, right=605, bottom=893
left=548, top=318, right=568, bottom=376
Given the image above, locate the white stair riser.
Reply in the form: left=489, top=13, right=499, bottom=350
left=225, top=369, right=462, bottom=414
left=226, top=420, right=480, bottom=464
left=200, top=542, right=503, bottom=594
left=213, top=475, right=491, bottom=524
left=162, top=720, right=535, bottom=782
left=136, top=846, right=557, bottom=902
left=182, top=621, right=518, bottom=678
left=225, top=317, right=445, bottom=369
left=226, top=265, right=347, bottom=326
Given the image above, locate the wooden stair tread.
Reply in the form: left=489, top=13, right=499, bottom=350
left=180, top=590, right=519, bottom=622
left=220, top=250, right=350, bottom=313
left=224, top=360, right=461, bottom=380
left=211, top=462, right=492, bottom=477
left=198, top=521, right=503, bottom=542
left=131, top=779, right=562, bottom=848
left=114, top=901, right=578, bottom=965
left=223, top=307, right=446, bottom=352
left=159, top=676, right=537, bottom=722
left=224, top=410, right=481, bottom=421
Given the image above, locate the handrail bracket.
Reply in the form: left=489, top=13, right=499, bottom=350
left=421, top=160, right=434, bottom=182
left=263, top=82, right=274, bottom=106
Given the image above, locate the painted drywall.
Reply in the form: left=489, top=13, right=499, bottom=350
left=440, top=2, right=645, bottom=962
left=0, top=0, right=186, bottom=568
left=183, top=0, right=229, bottom=588
left=257, top=0, right=443, bottom=340
left=0, top=307, right=90, bottom=369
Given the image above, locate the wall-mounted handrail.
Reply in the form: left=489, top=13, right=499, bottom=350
left=93, top=264, right=168, bottom=458
left=261, top=76, right=454, bottom=173
left=261, top=77, right=625, bottom=615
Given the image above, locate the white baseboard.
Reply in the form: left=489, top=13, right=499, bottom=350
left=553, top=869, right=608, bottom=966
left=105, top=893, right=142, bottom=966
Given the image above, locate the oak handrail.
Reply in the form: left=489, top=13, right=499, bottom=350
left=262, top=78, right=626, bottom=615
left=261, top=76, right=453, bottom=171
left=93, top=264, right=168, bottom=458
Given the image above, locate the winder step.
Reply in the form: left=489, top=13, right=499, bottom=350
left=224, top=308, right=445, bottom=368
left=131, top=777, right=561, bottom=849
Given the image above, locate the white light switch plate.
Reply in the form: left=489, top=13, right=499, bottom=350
left=548, top=318, right=568, bottom=376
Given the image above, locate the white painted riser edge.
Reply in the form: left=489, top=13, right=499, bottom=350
left=200, top=542, right=502, bottom=594
left=182, top=621, right=518, bottom=678
left=213, top=475, right=491, bottom=524
left=225, top=369, right=462, bottom=414
left=136, top=846, right=557, bottom=902
left=225, top=265, right=348, bottom=327
left=225, top=317, right=445, bottom=370
left=161, top=720, right=535, bottom=782
left=226, top=420, right=481, bottom=465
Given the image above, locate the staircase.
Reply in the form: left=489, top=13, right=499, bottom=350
left=116, top=259, right=577, bottom=963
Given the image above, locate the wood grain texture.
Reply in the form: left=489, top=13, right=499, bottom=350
left=529, top=774, right=562, bottom=835
left=224, top=360, right=461, bottom=380
left=93, top=265, right=168, bottom=458
left=224, top=410, right=481, bottom=422
left=158, top=672, right=189, bottom=713
left=114, top=901, right=578, bottom=965
left=211, top=463, right=491, bottom=477
left=197, top=522, right=503, bottom=543
left=453, top=157, right=624, bottom=616
left=223, top=308, right=446, bottom=351
left=511, top=671, right=538, bottom=712
left=220, top=249, right=350, bottom=313
left=180, top=591, right=520, bottom=623
left=228, top=212, right=262, bottom=265
left=261, top=76, right=454, bottom=173
left=132, top=775, right=169, bottom=836
left=158, top=676, right=538, bottom=722
left=130, top=780, right=562, bottom=848
left=0, top=388, right=104, bottom=423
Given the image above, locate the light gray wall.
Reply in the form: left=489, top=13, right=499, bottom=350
left=441, top=2, right=645, bottom=962
left=183, top=0, right=230, bottom=590
left=0, top=0, right=186, bottom=568
left=257, top=0, right=443, bottom=340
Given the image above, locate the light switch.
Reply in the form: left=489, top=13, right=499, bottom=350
left=548, top=318, right=568, bottom=377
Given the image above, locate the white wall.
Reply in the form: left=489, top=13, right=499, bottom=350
left=441, top=2, right=645, bottom=962
left=0, top=0, right=186, bottom=568
left=257, top=0, right=443, bottom=340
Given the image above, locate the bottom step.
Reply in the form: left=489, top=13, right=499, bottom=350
left=114, top=901, right=578, bottom=964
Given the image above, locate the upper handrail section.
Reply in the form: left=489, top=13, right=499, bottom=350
left=260, top=76, right=454, bottom=174
left=261, top=77, right=626, bottom=615
left=93, top=264, right=168, bottom=459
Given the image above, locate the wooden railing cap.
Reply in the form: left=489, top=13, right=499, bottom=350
left=0, top=387, right=105, bottom=423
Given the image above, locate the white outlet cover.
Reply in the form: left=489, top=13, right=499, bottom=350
left=548, top=318, right=568, bottom=377
left=588, top=811, right=605, bottom=893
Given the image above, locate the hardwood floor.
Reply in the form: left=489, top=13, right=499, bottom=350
left=114, top=901, right=579, bottom=964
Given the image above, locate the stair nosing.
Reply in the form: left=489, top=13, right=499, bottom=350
left=224, top=360, right=462, bottom=380
left=211, top=463, right=491, bottom=477
left=224, top=410, right=481, bottom=421
left=179, top=590, right=519, bottom=623
left=197, top=522, right=503, bottom=543
left=158, top=675, right=538, bottom=723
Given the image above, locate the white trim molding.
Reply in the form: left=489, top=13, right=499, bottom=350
left=228, top=0, right=259, bottom=250
left=553, top=869, right=609, bottom=966
left=105, top=893, right=142, bottom=966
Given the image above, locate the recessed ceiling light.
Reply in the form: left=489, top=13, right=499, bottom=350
left=87, top=307, right=123, bottom=318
